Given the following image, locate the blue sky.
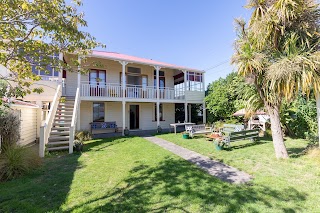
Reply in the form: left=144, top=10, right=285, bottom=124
left=81, top=0, right=251, bottom=87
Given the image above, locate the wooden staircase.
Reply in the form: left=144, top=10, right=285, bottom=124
left=47, top=98, right=74, bottom=151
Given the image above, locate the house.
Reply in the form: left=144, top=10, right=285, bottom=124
left=1, top=51, right=206, bottom=156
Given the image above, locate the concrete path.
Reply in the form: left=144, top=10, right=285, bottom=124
left=143, top=136, right=252, bottom=184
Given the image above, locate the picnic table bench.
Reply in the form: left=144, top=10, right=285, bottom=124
left=186, top=124, right=213, bottom=138
left=221, top=124, right=245, bottom=133
left=222, top=129, right=260, bottom=147
left=170, top=122, right=195, bottom=134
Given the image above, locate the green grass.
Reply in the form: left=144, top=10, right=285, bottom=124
left=0, top=135, right=319, bottom=212
left=157, top=133, right=320, bottom=212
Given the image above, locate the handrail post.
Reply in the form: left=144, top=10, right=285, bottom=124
left=69, top=126, right=74, bottom=154
left=39, top=126, right=45, bottom=157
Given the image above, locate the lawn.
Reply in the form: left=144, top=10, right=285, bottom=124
left=0, top=136, right=319, bottom=212
left=158, top=133, right=320, bottom=212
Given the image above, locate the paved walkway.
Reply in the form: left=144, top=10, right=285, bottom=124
left=143, top=136, right=252, bottom=184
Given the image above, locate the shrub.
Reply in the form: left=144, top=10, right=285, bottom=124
left=73, top=140, right=83, bottom=152
left=0, top=145, right=42, bottom=181
left=0, top=108, right=21, bottom=151
left=75, top=130, right=92, bottom=141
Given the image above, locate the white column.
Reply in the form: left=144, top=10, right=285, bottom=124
left=119, top=61, right=128, bottom=136
left=202, top=72, right=205, bottom=91
left=316, top=92, right=320, bottom=148
left=203, top=101, right=206, bottom=124
left=58, top=53, right=63, bottom=84
left=183, top=70, right=188, bottom=123
left=183, top=70, right=187, bottom=91
left=188, top=104, right=191, bottom=122
left=154, top=66, right=161, bottom=127
left=122, top=101, right=126, bottom=136
left=184, top=102, right=188, bottom=123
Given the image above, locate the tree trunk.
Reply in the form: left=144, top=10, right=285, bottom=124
left=266, top=105, right=289, bottom=159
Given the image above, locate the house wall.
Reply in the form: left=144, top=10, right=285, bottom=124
left=0, top=64, right=59, bottom=102
left=64, top=56, right=175, bottom=96
left=79, top=101, right=175, bottom=131
left=11, top=105, right=40, bottom=146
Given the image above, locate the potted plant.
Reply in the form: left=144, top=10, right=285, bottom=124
left=124, top=127, right=130, bottom=136
left=74, top=140, right=83, bottom=152
left=157, top=125, right=162, bottom=134
left=214, top=139, right=225, bottom=151
left=182, top=131, right=189, bottom=139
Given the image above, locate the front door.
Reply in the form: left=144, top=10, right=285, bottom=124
left=130, top=105, right=139, bottom=129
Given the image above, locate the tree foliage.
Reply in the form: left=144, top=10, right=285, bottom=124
left=232, top=0, right=320, bottom=159
left=205, top=72, right=257, bottom=123
left=0, top=0, right=103, bottom=98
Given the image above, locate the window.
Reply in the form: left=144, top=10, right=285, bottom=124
left=31, top=54, right=59, bottom=77
left=154, top=103, right=163, bottom=121
left=93, top=103, right=104, bottom=122
left=154, top=70, right=165, bottom=88
left=89, top=70, right=106, bottom=85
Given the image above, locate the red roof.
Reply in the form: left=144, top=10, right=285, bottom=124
left=2, top=98, right=39, bottom=108
left=91, top=50, right=204, bottom=73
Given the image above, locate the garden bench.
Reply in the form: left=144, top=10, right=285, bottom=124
left=222, top=124, right=245, bottom=133
left=222, top=129, right=260, bottom=147
left=90, top=121, right=118, bottom=134
left=186, top=124, right=213, bottom=138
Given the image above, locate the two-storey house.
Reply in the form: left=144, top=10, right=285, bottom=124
left=5, top=50, right=206, bottom=156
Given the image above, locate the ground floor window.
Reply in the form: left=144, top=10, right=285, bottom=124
left=154, top=103, right=163, bottom=121
left=93, top=102, right=104, bottom=122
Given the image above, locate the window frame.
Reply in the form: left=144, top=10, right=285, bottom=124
left=153, top=103, right=164, bottom=121
left=93, top=102, right=105, bottom=122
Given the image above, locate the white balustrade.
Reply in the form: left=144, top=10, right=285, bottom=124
left=39, top=85, right=61, bottom=157
left=80, top=82, right=189, bottom=100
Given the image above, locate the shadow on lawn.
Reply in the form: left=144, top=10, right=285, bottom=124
left=68, top=157, right=307, bottom=213
left=0, top=137, right=128, bottom=212
left=0, top=151, right=81, bottom=212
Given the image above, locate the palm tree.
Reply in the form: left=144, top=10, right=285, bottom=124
left=232, top=0, right=320, bottom=158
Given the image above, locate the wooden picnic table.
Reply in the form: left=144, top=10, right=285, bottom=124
left=170, top=122, right=195, bottom=134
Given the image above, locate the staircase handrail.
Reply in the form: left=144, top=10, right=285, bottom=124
left=69, top=87, right=80, bottom=154
left=39, top=85, right=62, bottom=157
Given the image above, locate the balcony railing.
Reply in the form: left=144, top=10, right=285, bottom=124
left=80, top=82, right=185, bottom=100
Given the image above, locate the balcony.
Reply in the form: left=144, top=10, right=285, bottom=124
left=80, top=82, right=186, bottom=101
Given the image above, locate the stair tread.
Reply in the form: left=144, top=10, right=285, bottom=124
left=47, top=146, right=69, bottom=151
left=48, top=141, right=69, bottom=145
left=49, top=135, right=70, bottom=138
left=54, top=118, right=72, bottom=121
left=51, top=131, right=70, bottom=134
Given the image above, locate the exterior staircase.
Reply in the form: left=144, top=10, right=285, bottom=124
left=47, top=97, right=74, bottom=151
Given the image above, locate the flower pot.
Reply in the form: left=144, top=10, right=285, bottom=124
left=74, top=144, right=83, bottom=152
left=214, top=144, right=223, bottom=151
left=182, top=133, right=189, bottom=139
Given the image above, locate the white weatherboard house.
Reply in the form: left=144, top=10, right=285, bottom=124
left=2, top=51, right=206, bottom=156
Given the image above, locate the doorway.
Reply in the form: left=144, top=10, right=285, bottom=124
left=130, top=105, right=139, bottom=129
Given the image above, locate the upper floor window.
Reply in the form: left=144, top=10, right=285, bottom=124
left=154, top=70, right=165, bottom=88
left=31, top=54, right=59, bottom=78
left=89, top=70, right=106, bottom=85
